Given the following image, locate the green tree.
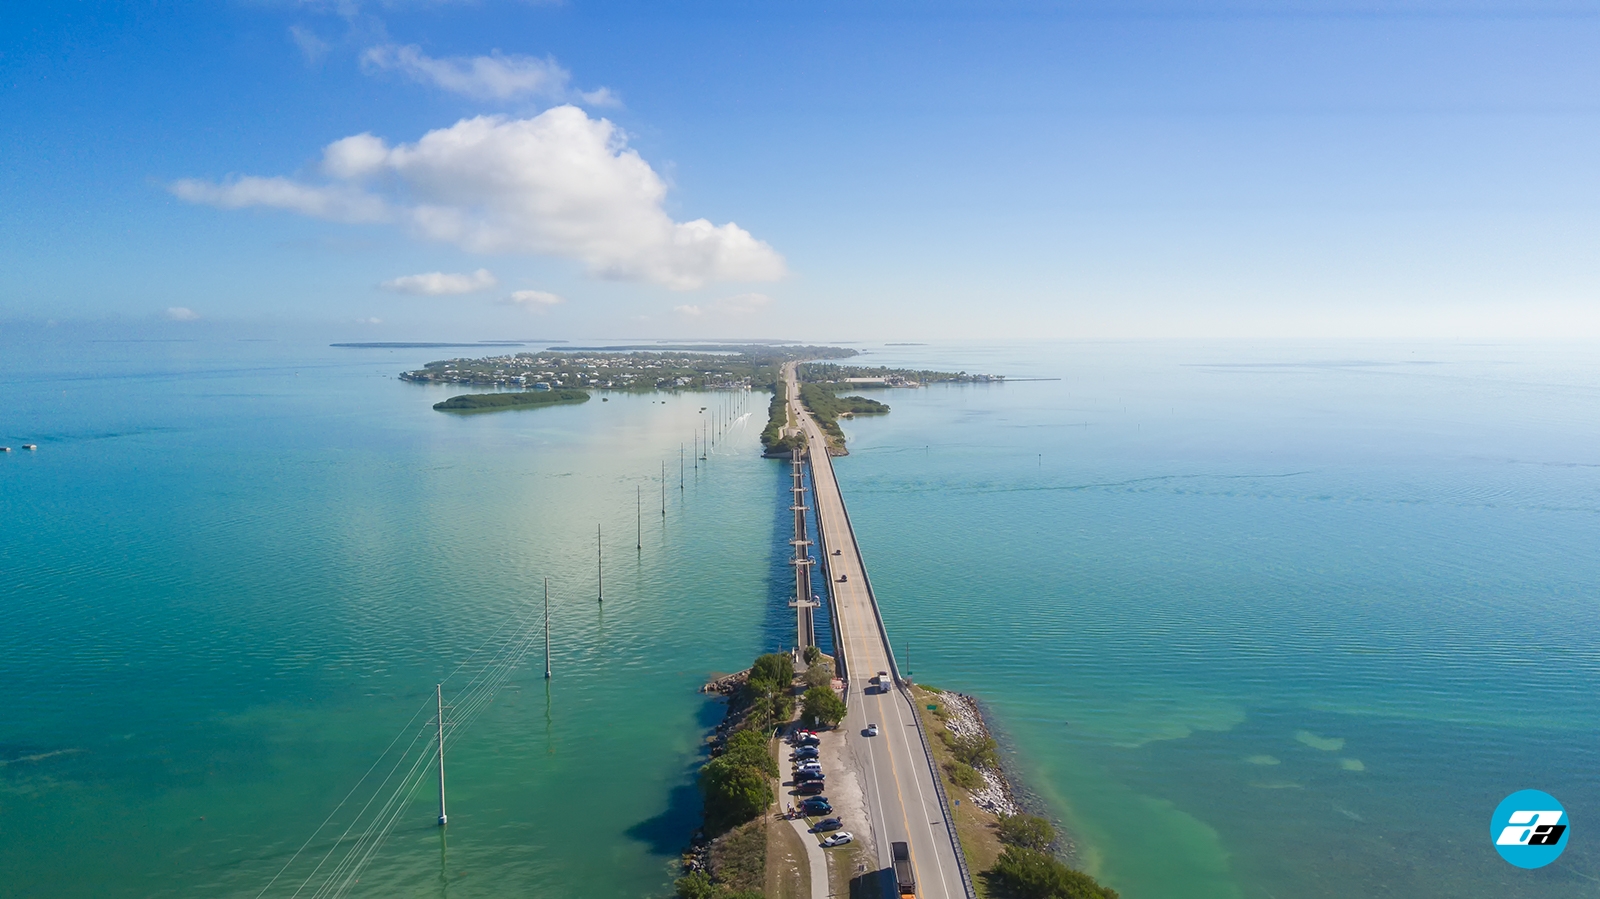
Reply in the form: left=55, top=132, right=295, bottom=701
left=987, top=847, right=1119, bottom=899
left=996, top=814, right=1056, bottom=850
left=700, top=756, right=774, bottom=833
left=803, top=645, right=823, bottom=666
left=722, top=730, right=778, bottom=778
left=801, top=685, right=847, bottom=729
left=751, top=652, right=795, bottom=686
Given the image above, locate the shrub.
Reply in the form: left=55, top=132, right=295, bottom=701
left=996, top=814, right=1056, bottom=851
left=945, top=761, right=983, bottom=791
left=674, top=871, right=718, bottom=899
left=804, top=659, right=833, bottom=690
left=803, top=645, right=823, bottom=666
left=800, top=685, right=847, bottom=728
left=949, top=733, right=999, bottom=769
left=987, top=847, right=1119, bottom=899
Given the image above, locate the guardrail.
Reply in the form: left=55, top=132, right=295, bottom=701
left=804, top=443, right=902, bottom=684
left=798, top=422, right=976, bottom=899
left=900, top=683, right=979, bottom=899
left=806, top=453, right=848, bottom=684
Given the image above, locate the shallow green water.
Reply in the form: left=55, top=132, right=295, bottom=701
left=1, top=328, right=796, bottom=898
left=831, top=341, right=1600, bottom=898
left=3, top=331, right=1596, bottom=898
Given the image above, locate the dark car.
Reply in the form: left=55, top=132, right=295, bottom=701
left=811, top=817, right=843, bottom=833
left=794, top=733, right=820, bottom=747
left=795, top=770, right=825, bottom=783
left=795, top=780, right=825, bottom=795
left=800, top=798, right=832, bottom=814
left=792, top=747, right=819, bottom=760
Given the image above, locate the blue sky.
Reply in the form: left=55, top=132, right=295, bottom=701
left=2, top=1, right=1597, bottom=339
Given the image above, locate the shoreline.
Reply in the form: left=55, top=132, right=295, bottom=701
left=913, top=684, right=1110, bottom=894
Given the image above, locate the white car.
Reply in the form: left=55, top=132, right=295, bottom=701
left=821, top=832, right=854, bottom=848
left=865, top=724, right=879, bottom=737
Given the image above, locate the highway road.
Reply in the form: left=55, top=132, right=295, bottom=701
left=783, top=364, right=973, bottom=899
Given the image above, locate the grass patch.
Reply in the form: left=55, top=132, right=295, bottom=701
left=912, top=687, right=1005, bottom=894
left=767, top=811, right=808, bottom=899
left=709, top=818, right=767, bottom=894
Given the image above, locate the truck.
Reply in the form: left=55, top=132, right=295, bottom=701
left=891, top=841, right=915, bottom=897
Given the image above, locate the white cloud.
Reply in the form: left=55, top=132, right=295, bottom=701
left=362, top=44, right=573, bottom=101
left=172, top=108, right=787, bottom=290
left=674, top=292, right=776, bottom=318
left=577, top=87, right=622, bottom=108
left=505, top=289, right=564, bottom=308
left=166, top=307, right=200, bottom=321
left=357, top=316, right=382, bottom=324
left=171, top=176, right=389, bottom=223
left=289, top=26, right=330, bottom=66
left=381, top=269, right=498, bottom=295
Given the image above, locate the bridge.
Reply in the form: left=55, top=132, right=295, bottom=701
left=782, top=363, right=975, bottom=899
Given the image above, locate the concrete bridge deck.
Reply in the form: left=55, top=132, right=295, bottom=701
left=783, top=363, right=974, bottom=899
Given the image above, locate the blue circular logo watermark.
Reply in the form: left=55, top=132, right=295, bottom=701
left=1492, top=790, right=1569, bottom=869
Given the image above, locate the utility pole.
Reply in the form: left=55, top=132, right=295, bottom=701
left=436, top=684, right=447, bottom=826
left=544, top=578, right=551, bottom=679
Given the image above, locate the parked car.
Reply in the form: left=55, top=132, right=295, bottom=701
left=811, top=817, right=843, bottom=833
left=865, top=723, right=879, bottom=737
left=795, top=780, right=826, bottom=795
left=793, top=746, right=819, bottom=758
left=796, top=735, right=821, bottom=747
left=821, top=832, right=854, bottom=848
left=795, top=771, right=825, bottom=784
left=800, top=798, right=832, bottom=815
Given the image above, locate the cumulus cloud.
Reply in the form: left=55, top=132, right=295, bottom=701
left=362, top=44, right=578, bottom=102
left=675, top=292, right=776, bottom=318
left=505, top=289, right=564, bottom=308
left=380, top=269, right=498, bottom=295
left=172, top=107, right=786, bottom=290
left=166, top=307, right=200, bottom=321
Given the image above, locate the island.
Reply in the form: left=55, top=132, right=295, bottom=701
left=760, top=360, right=1004, bottom=456
left=401, top=344, right=858, bottom=392
left=432, top=389, right=590, bottom=412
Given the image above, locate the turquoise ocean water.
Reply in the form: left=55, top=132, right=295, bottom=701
left=2, top=328, right=1596, bottom=898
